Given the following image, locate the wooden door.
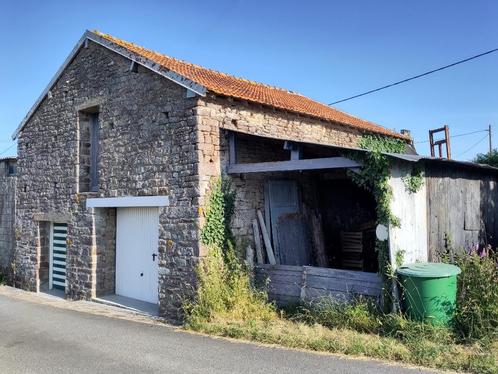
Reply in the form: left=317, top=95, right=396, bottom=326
left=268, top=180, right=312, bottom=266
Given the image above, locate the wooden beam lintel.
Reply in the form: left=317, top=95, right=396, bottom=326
left=227, top=157, right=361, bottom=174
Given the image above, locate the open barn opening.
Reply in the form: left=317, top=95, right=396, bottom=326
left=227, top=131, right=382, bottom=305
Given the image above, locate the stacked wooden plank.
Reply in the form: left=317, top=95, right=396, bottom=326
left=255, top=264, right=303, bottom=306
left=340, top=231, right=363, bottom=270
left=255, top=264, right=382, bottom=306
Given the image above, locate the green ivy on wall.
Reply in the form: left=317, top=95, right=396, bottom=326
left=349, top=135, right=406, bottom=227
left=402, top=167, right=424, bottom=194
left=200, top=177, right=236, bottom=251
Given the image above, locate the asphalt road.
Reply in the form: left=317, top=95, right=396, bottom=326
left=0, top=294, right=436, bottom=374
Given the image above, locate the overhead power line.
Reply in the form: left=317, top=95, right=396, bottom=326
left=456, top=134, right=489, bottom=159
left=0, top=143, right=16, bottom=157
left=329, top=47, right=498, bottom=105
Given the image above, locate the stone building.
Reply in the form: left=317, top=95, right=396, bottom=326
left=11, top=30, right=430, bottom=321
left=0, top=157, right=16, bottom=281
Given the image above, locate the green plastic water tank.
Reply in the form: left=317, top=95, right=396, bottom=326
left=397, top=263, right=461, bottom=325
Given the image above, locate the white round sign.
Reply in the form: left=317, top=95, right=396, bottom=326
left=376, top=224, right=388, bottom=241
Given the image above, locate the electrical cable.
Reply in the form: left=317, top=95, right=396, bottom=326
left=0, top=143, right=16, bottom=157
left=455, top=134, right=489, bottom=158
left=329, top=47, right=498, bottom=105
left=414, top=129, right=489, bottom=144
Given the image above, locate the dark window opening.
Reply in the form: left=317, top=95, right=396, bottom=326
left=78, top=109, right=99, bottom=192
left=89, top=113, right=99, bottom=192
left=6, top=161, right=16, bottom=176
left=130, top=61, right=139, bottom=73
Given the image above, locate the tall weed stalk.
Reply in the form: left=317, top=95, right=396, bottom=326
left=453, top=248, right=498, bottom=342
left=186, top=177, right=276, bottom=326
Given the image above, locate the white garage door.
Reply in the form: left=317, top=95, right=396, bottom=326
left=115, top=207, right=159, bottom=304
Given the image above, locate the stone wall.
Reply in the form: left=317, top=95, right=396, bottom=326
left=38, top=221, right=50, bottom=284
left=0, top=159, right=16, bottom=280
left=15, top=41, right=200, bottom=320
left=94, top=208, right=116, bottom=296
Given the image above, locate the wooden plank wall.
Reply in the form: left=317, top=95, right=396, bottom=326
left=426, top=162, right=498, bottom=260
left=255, top=264, right=382, bottom=306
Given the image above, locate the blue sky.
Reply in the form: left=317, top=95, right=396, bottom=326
left=1, top=1, right=497, bottom=159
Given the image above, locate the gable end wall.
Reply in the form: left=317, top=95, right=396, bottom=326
left=14, top=40, right=200, bottom=320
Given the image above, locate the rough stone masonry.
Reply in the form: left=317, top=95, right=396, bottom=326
left=0, top=158, right=16, bottom=281
left=12, top=38, right=396, bottom=321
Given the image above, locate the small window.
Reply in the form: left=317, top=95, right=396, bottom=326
left=89, top=113, right=99, bottom=192
left=4, top=160, right=16, bottom=176
left=78, top=109, right=99, bottom=192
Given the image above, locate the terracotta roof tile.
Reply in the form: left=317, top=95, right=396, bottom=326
left=96, top=31, right=409, bottom=140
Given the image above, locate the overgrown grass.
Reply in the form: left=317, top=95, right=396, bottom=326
left=188, top=297, right=498, bottom=373
left=294, top=298, right=455, bottom=343
left=191, top=317, right=497, bottom=373
left=185, top=246, right=498, bottom=373
left=186, top=177, right=277, bottom=326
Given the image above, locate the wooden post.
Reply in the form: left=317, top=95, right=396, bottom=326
left=228, top=132, right=237, bottom=165
left=429, top=130, right=435, bottom=157
left=246, top=245, right=254, bottom=268
left=245, top=245, right=254, bottom=285
left=489, top=124, right=493, bottom=155
left=257, top=210, right=276, bottom=265
left=300, top=266, right=308, bottom=302
left=252, top=219, right=264, bottom=264
left=444, top=125, right=451, bottom=159
left=308, top=210, right=328, bottom=267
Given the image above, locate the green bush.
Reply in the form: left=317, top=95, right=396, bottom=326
left=453, top=250, right=498, bottom=342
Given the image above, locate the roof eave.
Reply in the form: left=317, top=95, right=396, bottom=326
left=12, top=30, right=207, bottom=140
left=207, top=92, right=410, bottom=141
left=386, top=152, right=498, bottom=173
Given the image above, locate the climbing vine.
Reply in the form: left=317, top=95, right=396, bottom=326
left=402, top=167, right=424, bottom=194
left=200, top=177, right=236, bottom=251
left=347, top=135, right=407, bottom=310
left=349, top=135, right=406, bottom=227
